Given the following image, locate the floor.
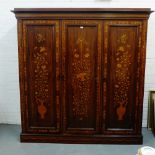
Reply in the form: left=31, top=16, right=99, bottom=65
left=0, top=125, right=155, bottom=155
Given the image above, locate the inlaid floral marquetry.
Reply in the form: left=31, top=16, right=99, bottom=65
left=104, top=20, right=143, bottom=131
left=33, top=33, right=48, bottom=120
left=72, top=36, right=91, bottom=120
left=114, top=33, right=132, bottom=121
left=62, top=20, right=101, bottom=132
left=23, top=20, right=60, bottom=132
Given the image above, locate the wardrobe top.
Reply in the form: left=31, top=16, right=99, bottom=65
left=12, top=8, right=152, bottom=13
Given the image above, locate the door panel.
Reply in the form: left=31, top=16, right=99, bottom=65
left=23, top=20, right=60, bottom=133
left=103, top=21, right=142, bottom=134
left=62, top=20, right=102, bottom=134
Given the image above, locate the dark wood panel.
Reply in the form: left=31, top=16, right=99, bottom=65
left=23, top=20, right=60, bottom=133
left=62, top=21, right=102, bottom=134
left=103, top=21, right=142, bottom=134
left=20, top=133, right=143, bottom=144
left=12, top=8, right=152, bottom=13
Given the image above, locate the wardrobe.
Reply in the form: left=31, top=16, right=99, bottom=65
left=12, top=8, right=152, bottom=144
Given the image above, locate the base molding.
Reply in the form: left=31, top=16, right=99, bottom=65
left=20, top=133, right=143, bottom=144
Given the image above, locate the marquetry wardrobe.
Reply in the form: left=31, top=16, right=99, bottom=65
left=12, top=8, right=152, bottom=144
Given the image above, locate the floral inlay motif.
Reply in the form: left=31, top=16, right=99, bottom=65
left=114, top=33, right=132, bottom=121
left=72, top=33, right=91, bottom=120
left=37, top=99, right=47, bottom=119
left=33, top=33, right=48, bottom=119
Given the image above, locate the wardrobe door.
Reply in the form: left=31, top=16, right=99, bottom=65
left=103, top=20, right=143, bottom=135
left=62, top=20, right=102, bottom=134
left=22, top=20, right=60, bottom=134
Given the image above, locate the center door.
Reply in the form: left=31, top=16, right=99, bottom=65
left=62, top=20, right=102, bottom=134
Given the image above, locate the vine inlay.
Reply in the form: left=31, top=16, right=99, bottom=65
left=72, top=32, right=91, bottom=120
left=114, top=33, right=132, bottom=121
left=33, top=33, right=48, bottom=119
